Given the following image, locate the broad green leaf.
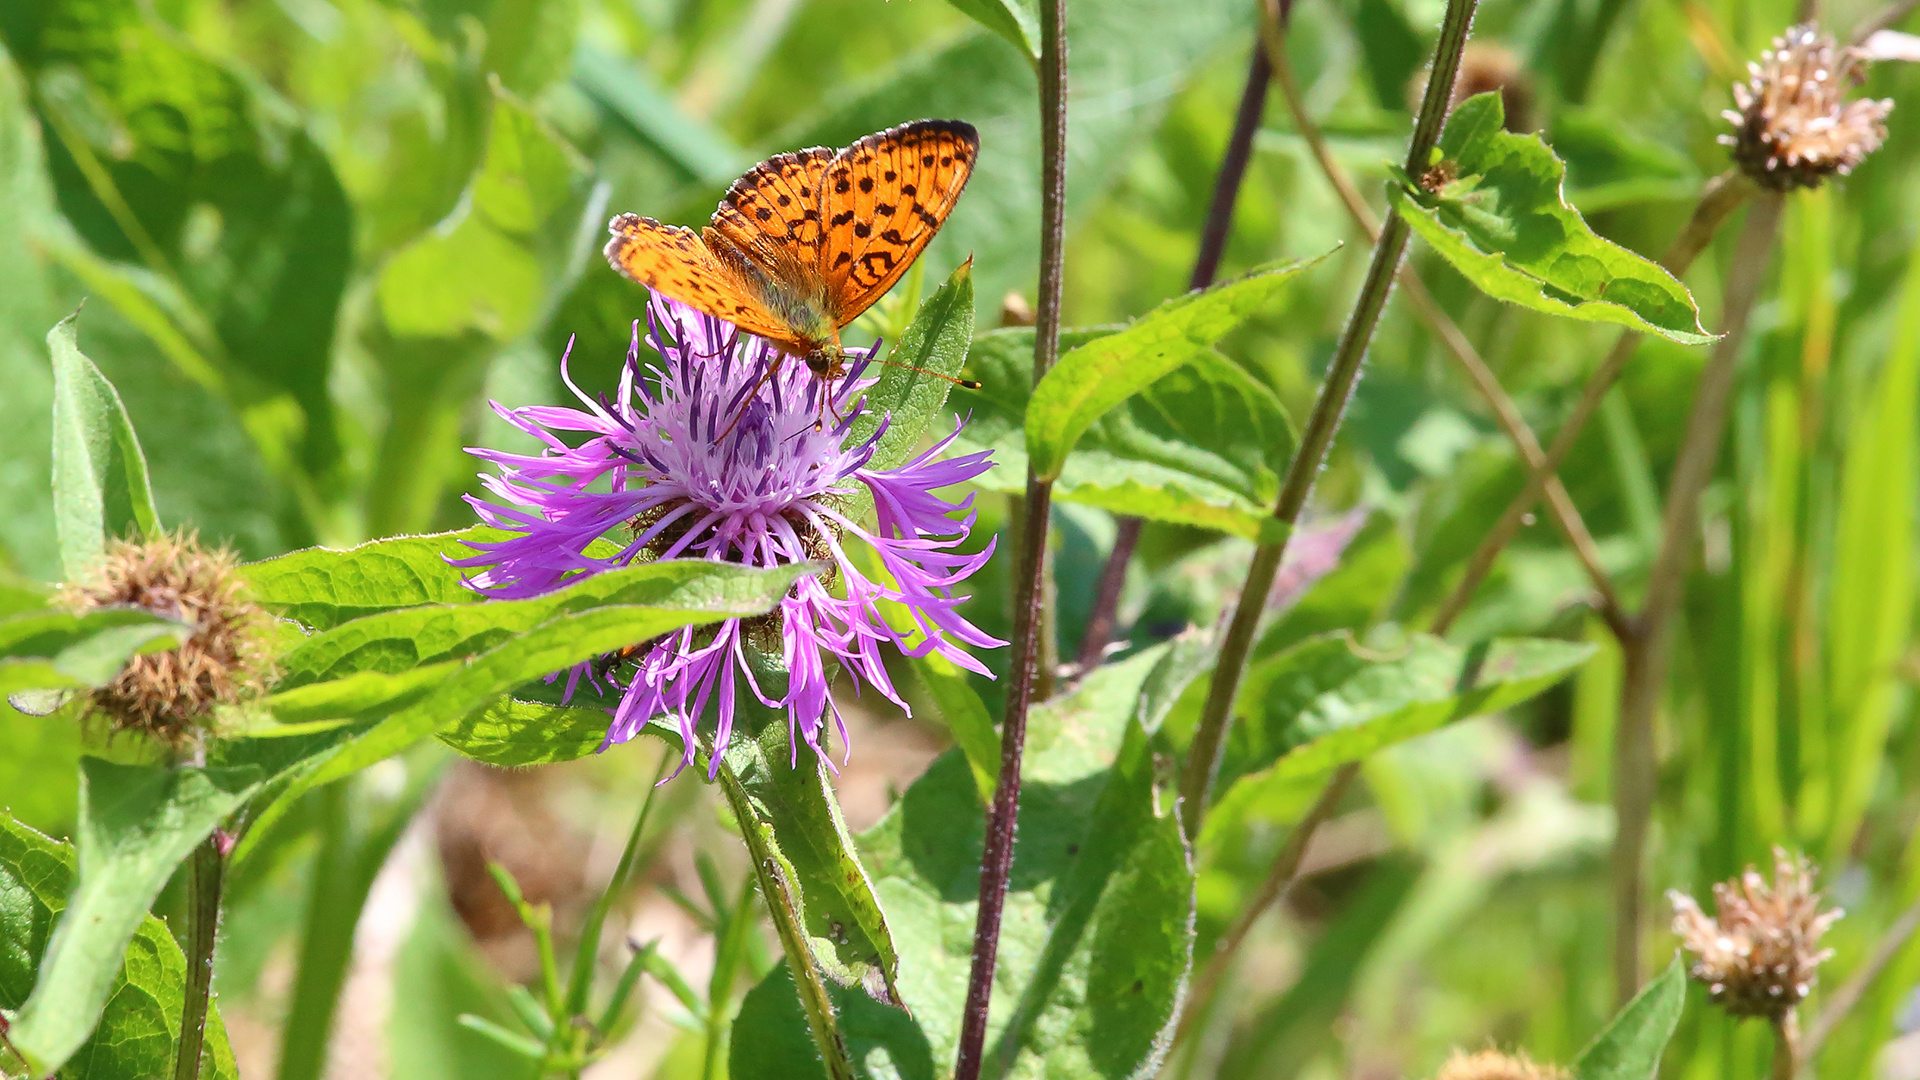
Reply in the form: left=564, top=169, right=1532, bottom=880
left=234, top=563, right=815, bottom=865
left=1388, top=94, right=1713, bottom=345
left=8, top=759, right=259, bottom=1077
left=945, top=0, right=1042, bottom=62
left=242, top=528, right=498, bottom=632
left=1200, top=633, right=1594, bottom=848
left=1026, top=257, right=1319, bottom=480
left=732, top=644, right=1209, bottom=1079
left=480, top=0, right=581, bottom=97
left=572, top=45, right=747, bottom=186
left=0, top=814, right=239, bottom=1080
left=953, top=328, right=1296, bottom=536
left=255, top=661, right=462, bottom=727
left=850, top=261, right=977, bottom=471
left=49, top=313, right=159, bottom=579
left=19, top=0, right=352, bottom=475
left=438, top=697, right=612, bottom=766
left=378, top=86, right=585, bottom=341
left=0, top=606, right=185, bottom=698
left=1571, top=957, right=1686, bottom=1080
left=276, top=559, right=809, bottom=687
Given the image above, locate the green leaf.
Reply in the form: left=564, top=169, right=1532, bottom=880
left=954, top=328, right=1296, bottom=536
left=0, top=605, right=186, bottom=698
left=276, top=558, right=807, bottom=687
left=233, top=562, right=814, bottom=866
left=7, top=759, right=260, bottom=1077
left=709, top=691, right=902, bottom=1005
left=1571, top=957, right=1686, bottom=1080
left=378, top=85, right=586, bottom=341
left=1200, top=633, right=1594, bottom=847
left=49, top=312, right=159, bottom=579
left=850, top=260, right=977, bottom=471
left=437, top=697, right=612, bottom=766
left=731, top=644, right=1208, bottom=1079
left=23, top=0, right=352, bottom=475
left=944, top=0, right=1042, bottom=62
left=480, top=0, right=581, bottom=97
left=1387, top=93, right=1714, bottom=345
left=241, top=528, right=497, bottom=632
left=1026, top=257, right=1320, bottom=480
left=0, top=813, right=239, bottom=1080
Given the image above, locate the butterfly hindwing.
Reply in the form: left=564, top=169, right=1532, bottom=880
left=819, top=119, right=979, bottom=323
left=603, top=214, right=797, bottom=346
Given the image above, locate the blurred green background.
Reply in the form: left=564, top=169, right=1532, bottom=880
left=4, top=0, right=1920, bottom=1075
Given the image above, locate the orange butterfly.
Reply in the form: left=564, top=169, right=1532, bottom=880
left=604, top=119, right=980, bottom=386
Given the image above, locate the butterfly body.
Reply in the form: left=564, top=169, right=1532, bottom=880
left=604, top=119, right=979, bottom=384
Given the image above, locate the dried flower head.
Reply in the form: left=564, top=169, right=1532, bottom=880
left=1668, top=847, right=1842, bottom=1017
left=1436, top=1049, right=1565, bottom=1080
left=60, top=531, right=267, bottom=745
left=1721, top=24, right=1893, bottom=190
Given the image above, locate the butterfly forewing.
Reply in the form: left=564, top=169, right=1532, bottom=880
left=709, top=147, right=835, bottom=283
left=819, top=119, right=979, bottom=323
left=604, top=214, right=798, bottom=345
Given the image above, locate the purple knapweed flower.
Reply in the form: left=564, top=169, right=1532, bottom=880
left=453, top=293, right=1001, bottom=776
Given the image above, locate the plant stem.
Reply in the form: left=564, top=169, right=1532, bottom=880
left=1773, top=1009, right=1802, bottom=1080
left=751, top=852, right=855, bottom=1080
left=1430, top=170, right=1753, bottom=635
left=1177, top=0, right=1479, bottom=840
left=1803, top=892, right=1920, bottom=1060
left=953, top=0, right=1068, bottom=1073
left=1612, top=192, right=1784, bottom=1003
left=566, top=749, right=671, bottom=1019
left=1264, top=24, right=1628, bottom=637
left=172, top=832, right=225, bottom=1080
left=1076, top=38, right=1274, bottom=672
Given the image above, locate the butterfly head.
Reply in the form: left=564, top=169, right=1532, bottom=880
left=804, top=345, right=849, bottom=382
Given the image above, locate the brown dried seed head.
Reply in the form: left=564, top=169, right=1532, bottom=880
left=1436, top=1048, right=1566, bottom=1080
left=1722, top=23, right=1893, bottom=190
left=60, top=531, right=268, bottom=746
left=1408, top=42, right=1538, bottom=133
left=1669, top=847, right=1842, bottom=1019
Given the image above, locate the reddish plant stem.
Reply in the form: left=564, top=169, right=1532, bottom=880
left=952, top=0, right=1068, bottom=1073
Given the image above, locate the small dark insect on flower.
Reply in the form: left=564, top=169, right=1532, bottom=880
left=1669, top=847, right=1842, bottom=1019
left=1434, top=1048, right=1565, bottom=1080
left=59, top=531, right=268, bottom=747
left=1722, top=24, right=1894, bottom=190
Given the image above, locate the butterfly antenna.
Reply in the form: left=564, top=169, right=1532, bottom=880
left=873, top=355, right=983, bottom=389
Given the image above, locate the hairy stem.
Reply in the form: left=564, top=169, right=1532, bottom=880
left=1430, top=171, right=1753, bottom=635
left=1613, top=192, right=1784, bottom=1003
left=1077, top=38, right=1274, bottom=671
left=1265, top=26, right=1628, bottom=636
left=173, top=832, right=225, bottom=1080
left=1177, top=0, right=1479, bottom=839
left=953, top=0, right=1068, bottom=1073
